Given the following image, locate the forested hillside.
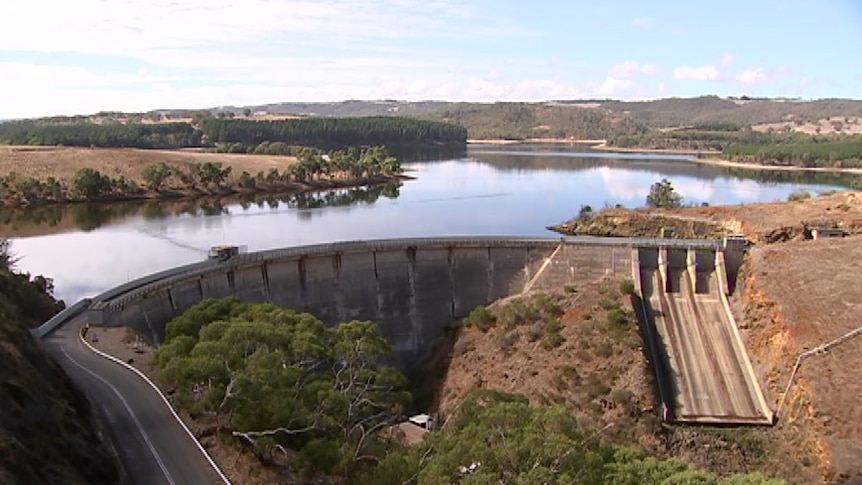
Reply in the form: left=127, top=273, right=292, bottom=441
left=0, top=120, right=200, bottom=148
left=200, top=116, right=467, bottom=147
left=0, top=116, right=466, bottom=150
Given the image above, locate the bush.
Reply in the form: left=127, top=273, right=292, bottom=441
left=541, top=331, right=565, bottom=350
left=534, top=294, right=564, bottom=318
left=72, top=168, right=113, bottom=198
left=595, top=340, right=614, bottom=357
left=464, top=306, right=496, bottom=331
left=610, top=389, right=634, bottom=406
left=498, top=298, right=539, bottom=328
left=619, top=279, right=636, bottom=296
left=607, top=309, right=630, bottom=328
left=495, top=330, right=520, bottom=350
left=787, top=189, right=812, bottom=202
left=526, top=322, right=544, bottom=342
left=599, top=298, right=621, bottom=311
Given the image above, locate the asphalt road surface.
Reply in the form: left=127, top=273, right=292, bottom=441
left=43, top=316, right=227, bottom=485
left=641, top=263, right=773, bottom=425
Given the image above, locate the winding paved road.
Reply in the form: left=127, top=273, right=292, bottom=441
left=42, top=315, right=227, bottom=485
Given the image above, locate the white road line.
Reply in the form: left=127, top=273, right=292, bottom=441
left=59, top=342, right=176, bottom=485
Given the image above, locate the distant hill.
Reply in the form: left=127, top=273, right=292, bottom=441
left=10, top=96, right=862, bottom=141
left=163, top=96, right=862, bottom=140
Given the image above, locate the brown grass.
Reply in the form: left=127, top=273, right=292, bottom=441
left=0, top=146, right=297, bottom=184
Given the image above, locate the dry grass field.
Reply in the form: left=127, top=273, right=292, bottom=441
left=0, top=146, right=297, bottom=184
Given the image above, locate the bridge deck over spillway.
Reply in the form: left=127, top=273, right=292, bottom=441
left=635, top=246, right=773, bottom=425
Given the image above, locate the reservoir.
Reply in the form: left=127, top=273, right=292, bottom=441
left=4, top=144, right=850, bottom=303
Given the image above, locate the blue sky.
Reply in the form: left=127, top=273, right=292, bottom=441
left=2, top=0, right=861, bottom=118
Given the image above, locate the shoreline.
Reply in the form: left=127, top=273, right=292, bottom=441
left=683, top=156, right=862, bottom=175
left=467, top=138, right=605, bottom=145
left=467, top=138, right=862, bottom=176
left=591, top=142, right=717, bottom=155
left=0, top=174, right=408, bottom=207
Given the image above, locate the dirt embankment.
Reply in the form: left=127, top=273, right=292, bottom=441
left=548, top=191, right=862, bottom=483
left=551, top=191, right=862, bottom=244
left=550, top=210, right=727, bottom=239
left=739, top=240, right=862, bottom=483
left=420, top=280, right=807, bottom=480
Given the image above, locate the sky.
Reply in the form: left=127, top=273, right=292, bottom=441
left=1, top=0, right=861, bottom=119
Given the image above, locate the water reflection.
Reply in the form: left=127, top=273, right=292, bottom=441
left=0, top=183, right=402, bottom=236
left=6, top=145, right=856, bottom=303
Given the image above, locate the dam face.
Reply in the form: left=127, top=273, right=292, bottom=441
left=84, top=237, right=724, bottom=369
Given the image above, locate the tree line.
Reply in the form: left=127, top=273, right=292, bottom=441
left=0, top=120, right=200, bottom=148
left=722, top=137, right=862, bottom=168
left=0, top=116, right=466, bottom=150
left=199, top=116, right=467, bottom=148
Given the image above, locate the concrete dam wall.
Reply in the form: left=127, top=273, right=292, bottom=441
left=84, top=236, right=723, bottom=369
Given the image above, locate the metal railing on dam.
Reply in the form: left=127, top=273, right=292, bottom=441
left=34, top=236, right=731, bottom=369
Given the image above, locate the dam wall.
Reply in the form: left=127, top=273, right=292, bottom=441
left=81, top=236, right=725, bottom=369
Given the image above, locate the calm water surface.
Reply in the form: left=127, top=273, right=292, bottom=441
left=5, top=144, right=851, bottom=303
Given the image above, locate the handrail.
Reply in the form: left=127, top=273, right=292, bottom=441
left=776, top=325, right=862, bottom=417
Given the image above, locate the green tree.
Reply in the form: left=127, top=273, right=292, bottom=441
left=71, top=168, right=113, bottom=198
left=0, top=239, right=18, bottom=270
left=141, top=162, right=174, bottom=190
left=155, top=298, right=410, bottom=474
left=646, top=178, right=684, bottom=208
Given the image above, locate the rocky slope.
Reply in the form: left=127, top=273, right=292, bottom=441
left=420, top=281, right=797, bottom=480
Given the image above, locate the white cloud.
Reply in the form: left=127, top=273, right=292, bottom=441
left=0, top=0, right=475, bottom=56
left=632, top=16, right=655, bottom=27
left=673, top=65, right=720, bottom=81
left=735, top=68, right=770, bottom=86
left=608, top=61, right=660, bottom=78
left=598, top=77, right=636, bottom=96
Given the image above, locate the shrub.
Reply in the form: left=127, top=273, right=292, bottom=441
left=559, top=365, right=581, bottom=384
left=541, top=331, right=565, bottom=350
left=584, top=373, right=611, bottom=399
left=787, top=189, right=812, bottom=202
left=526, top=322, right=544, bottom=342
left=564, top=284, right=578, bottom=293
left=599, top=298, right=621, bottom=311
left=495, top=330, right=520, bottom=350
left=72, top=168, right=113, bottom=198
left=610, top=389, right=634, bottom=406
left=619, top=279, right=636, bottom=296
left=498, top=298, right=539, bottom=328
left=534, top=294, right=564, bottom=318
left=595, top=340, right=614, bottom=358
left=544, top=319, right=562, bottom=334
left=464, top=306, right=496, bottom=331
left=607, top=309, right=630, bottom=328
